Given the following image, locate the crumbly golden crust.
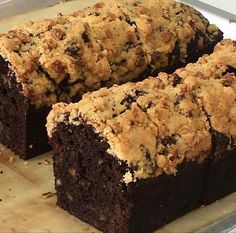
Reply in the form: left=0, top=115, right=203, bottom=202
left=175, top=39, right=236, bottom=142
left=47, top=78, right=211, bottom=182
left=0, top=0, right=221, bottom=107
left=116, top=0, right=220, bottom=71
left=47, top=39, right=236, bottom=182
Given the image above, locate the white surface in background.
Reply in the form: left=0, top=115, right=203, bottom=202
left=200, top=10, right=236, bottom=40
left=0, top=0, right=11, bottom=4
left=199, top=0, right=236, bottom=15
left=180, top=2, right=236, bottom=40
left=0, top=0, right=60, bottom=19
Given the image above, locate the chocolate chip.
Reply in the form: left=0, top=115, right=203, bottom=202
left=90, top=12, right=101, bottom=16
left=172, top=74, right=182, bottom=87
left=130, top=163, right=139, bottom=171
left=82, top=31, right=90, bottom=43
left=223, top=66, right=236, bottom=75
left=62, top=112, right=70, bottom=122
left=72, top=116, right=82, bottom=122
left=120, top=95, right=134, bottom=106
left=120, top=90, right=144, bottom=107
left=124, top=41, right=135, bottom=52
left=168, top=155, right=175, bottom=161
left=174, top=94, right=185, bottom=105
left=119, top=59, right=127, bottom=65
left=187, top=111, right=193, bottom=117
left=140, top=145, right=157, bottom=175
left=65, top=45, right=82, bottom=59
left=124, top=14, right=136, bottom=26
left=140, top=145, right=151, bottom=160
left=135, top=90, right=144, bottom=96
left=175, top=10, right=183, bottom=15
left=161, top=135, right=177, bottom=146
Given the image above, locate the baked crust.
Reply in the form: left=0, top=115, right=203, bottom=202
left=47, top=39, right=236, bottom=181
left=0, top=0, right=222, bottom=107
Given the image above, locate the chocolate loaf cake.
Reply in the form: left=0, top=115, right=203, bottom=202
left=47, top=39, right=236, bottom=233
left=172, top=40, right=236, bottom=204
left=0, top=0, right=222, bottom=159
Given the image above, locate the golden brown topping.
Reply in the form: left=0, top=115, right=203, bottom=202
left=47, top=39, right=236, bottom=182
left=161, top=32, right=173, bottom=43
left=0, top=0, right=221, bottom=107
left=51, top=28, right=66, bottom=41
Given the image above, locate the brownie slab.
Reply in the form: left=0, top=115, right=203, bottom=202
left=172, top=40, right=236, bottom=203
left=47, top=72, right=212, bottom=232
left=0, top=57, right=51, bottom=159
left=51, top=122, right=208, bottom=233
left=0, top=0, right=222, bottom=159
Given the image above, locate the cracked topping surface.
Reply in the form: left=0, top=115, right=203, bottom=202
left=0, top=0, right=221, bottom=107
left=47, top=78, right=211, bottom=182
left=47, top=39, right=236, bottom=182
left=175, top=39, right=236, bottom=145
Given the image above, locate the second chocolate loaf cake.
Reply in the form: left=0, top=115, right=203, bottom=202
left=47, top=39, right=236, bottom=233
left=0, top=0, right=222, bottom=159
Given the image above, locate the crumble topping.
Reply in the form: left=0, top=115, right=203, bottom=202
left=47, top=39, right=236, bottom=182
left=0, top=0, right=222, bottom=107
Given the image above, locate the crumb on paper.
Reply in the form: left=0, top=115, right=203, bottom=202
left=41, top=192, right=55, bottom=199
left=0, top=170, right=3, bottom=174
left=60, top=0, right=73, bottom=3
left=43, top=159, right=51, bottom=165
left=8, top=156, right=15, bottom=163
left=38, top=159, right=51, bottom=165
left=24, top=161, right=28, bottom=166
left=0, top=199, right=2, bottom=202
